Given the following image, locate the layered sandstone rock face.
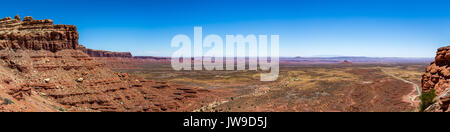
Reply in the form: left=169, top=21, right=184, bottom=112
left=0, top=15, right=78, bottom=52
left=422, top=46, right=450, bottom=112
left=0, top=16, right=217, bottom=112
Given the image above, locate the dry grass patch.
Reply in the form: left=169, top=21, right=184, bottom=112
left=286, top=68, right=359, bottom=89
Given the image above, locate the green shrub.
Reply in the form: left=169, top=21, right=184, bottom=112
left=2, top=98, right=14, bottom=105
left=419, top=89, right=437, bottom=112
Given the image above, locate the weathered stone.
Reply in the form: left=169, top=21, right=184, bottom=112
left=0, top=16, right=79, bottom=52
left=422, top=46, right=450, bottom=112
left=44, top=78, right=50, bottom=83
left=76, top=78, right=84, bottom=82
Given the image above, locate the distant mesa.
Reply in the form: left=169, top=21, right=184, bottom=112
left=76, top=45, right=132, bottom=58
left=134, top=56, right=170, bottom=60
left=341, top=60, right=352, bottom=65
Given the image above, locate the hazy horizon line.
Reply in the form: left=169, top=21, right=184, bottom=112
left=131, top=55, right=434, bottom=59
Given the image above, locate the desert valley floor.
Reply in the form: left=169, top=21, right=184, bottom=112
left=100, top=58, right=426, bottom=112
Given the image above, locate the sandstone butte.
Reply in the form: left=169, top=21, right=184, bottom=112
left=0, top=15, right=220, bottom=112
left=422, top=46, right=450, bottom=112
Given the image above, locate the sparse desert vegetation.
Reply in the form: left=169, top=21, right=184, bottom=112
left=108, top=61, right=428, bottom=112
left=419, top=89, right=437, bottom=112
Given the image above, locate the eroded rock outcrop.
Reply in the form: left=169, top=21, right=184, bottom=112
left=422, top=46, right=450, bottom=112
left=0, top=15, right=218, bottom=112
left=0, top=15, right=78, bottom=52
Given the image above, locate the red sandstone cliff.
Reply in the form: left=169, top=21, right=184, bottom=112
left=0, top=15, right=217, bottom=112
left=421, top=46, right=450, bottom=112
left=0, top=15, right=78, bottom=52
left=0, top=15, right=130, bottom=58
left=77, top=45, right=132, bottom=58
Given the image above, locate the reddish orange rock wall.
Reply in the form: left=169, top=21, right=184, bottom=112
left=422, top=46, right=450, bottom=112
left=0, top=16, right=79, bottom=52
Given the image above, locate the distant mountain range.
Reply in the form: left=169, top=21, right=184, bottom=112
left=281, top=56, right=433, bottom=64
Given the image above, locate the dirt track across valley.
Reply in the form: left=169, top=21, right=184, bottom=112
left=381, top=68, right=421, bottom=109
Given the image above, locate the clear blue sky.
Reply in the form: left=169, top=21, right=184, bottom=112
left=1, top=0, right=449, bottom=57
